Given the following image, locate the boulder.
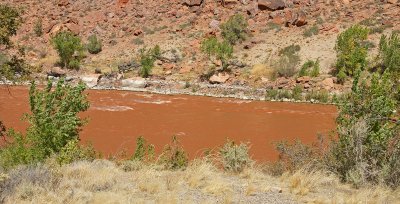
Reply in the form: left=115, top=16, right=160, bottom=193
left=209, top=73, right=230, bottom=84
left=296, top=76, right=311, bottom=83
left=47, top=67, right=66, bottom=77
left=121, top=78, right=147, bottom=88
left=258, top=0, right=285, bottom=11
left=321, top=78, right=334, bottom=90
left=184, top=0, right=203, bottom=6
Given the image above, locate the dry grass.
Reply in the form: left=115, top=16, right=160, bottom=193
left=1, top=160, right=399, bottom=203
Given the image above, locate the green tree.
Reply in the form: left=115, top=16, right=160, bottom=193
left=0, top=4, right=21, bottom=47
left=335, top=25, right=369, bottom=77
left=139, top=45, right=161, bottom=78
left=0, top=79, right=90, bottom=169
left=220, top=14, right=248, bottom=45
left=329, top=70, right=400, bottom=187
left=378, top=32, right=400, bottom=80
left=87, top=34, right=102, bottom=54
left=52, top=31, right=84, bottom=69
left=201, top=37, right=233, bottom=70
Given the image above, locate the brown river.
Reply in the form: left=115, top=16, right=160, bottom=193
left=0, top=86, right=337, bottom=161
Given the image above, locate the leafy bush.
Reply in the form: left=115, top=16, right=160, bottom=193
left=292, top=85, right=303, bottom=101
left=131, top=136, right=155, bottom=162
left=0, top=79, right=90, bottom=169
left=310, top=59, right=320, bottom=77
left=328, top=70, right=400, bottom=187
left=201, top=37, right=233, bottom=70
left=273, top=45, right=301, bottom=77
left=335, top=25, right=369, bottom=77
left=87, top=34, right=102, bottom=54
left=158, top=136, right=188, bottom=170
left=220, top=14, right=248, bottom=45
left=265, top=89, right=294, bottom=100
left=57, top=139, right=98, bottom=165
left=139, top=45, right=161, bottom=78
left=33, top=18, right=43, bottom=37
left=299, top=59, right=320, bottom=77
left=0, top=48, right=31, bottom=82
left=219, top=140, right=252, bottom=173
left=378, top=32, right=400, bottom=80
left=0, top=4, right=21, bottom=47
left=305, top=90, right=330, bottom=103
left=52, top=31, right=84, bottom=69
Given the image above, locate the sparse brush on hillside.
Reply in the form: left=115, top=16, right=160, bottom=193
left=52, top=31, right=84, bottom=69
left=220, top=14, right=248, bottom=45
left=86, top=34, right=102, bottom=54
left=33, top=18, right=43, bottom=37
left=335, top=25, right=369, bottom=82
left=0, top=79, right=90, bottom=169
left=273, top=44, right=301, bottom=77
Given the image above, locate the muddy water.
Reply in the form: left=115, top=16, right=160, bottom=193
left=0, top=86, right=337, bottom=161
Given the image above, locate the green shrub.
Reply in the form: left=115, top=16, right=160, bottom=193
left=57, top=139, right=98, bottom=165
left=200, top=37, right=233, bottom=70
left=328, top=70, right=400, bottom=187
left=87, top=34, right=102, bottom=54
left=0, top=48, right=31, bottom=82
left=219, top=140, right=252, bottom=173
left=33, top=18, right=43, bottom=37
left=335, top=25, right=369, bottom=77
left=139, top=45, right=161, bottom=78
left=299, top=60, right=314, bottom=77
left=0, top=4, right=21, bottom=47
left=132, top=136, right=155, bottom=162
left=273, top=45, right=301, bottom=77
left=292, top=85, right=303, bottom=101
left=0, top=79, right=90, bottom=169
left=310, top=59, right=320, bottom=77
left=265, top=89, right=279, bottom=100
left=378, top=32, right=400, bottom=80
left=159, top=136, right=188, bottom=170
left=52, top=31, right=84, bottom=69
left=305, top=90, right=330, bottom=103
left=303, top=25, right=319, bottom=38
left=220, top=14, right=248, bottom=45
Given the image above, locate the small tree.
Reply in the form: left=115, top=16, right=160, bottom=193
left=0, top=4, right=21, bottom=47
left=329, top=70, right=400, bottom=187
left=220, top=14, right=248, bottom=45
left=335, top=25, right=369, bottom=77
left=0, top=79, right=90, bottom=169
left=201, top=37, right=233, bottom=70
left=52, top=31, right=84, bottom=69
left=139, top=45, right=161, bottom=78
left=87, top=34, right=102, bottom=54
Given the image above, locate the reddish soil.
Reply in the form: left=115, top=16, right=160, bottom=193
left=0, top=86, right=337, bottom=161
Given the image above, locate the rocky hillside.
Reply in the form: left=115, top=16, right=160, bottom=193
left=4, top=0, right=400, bottom=93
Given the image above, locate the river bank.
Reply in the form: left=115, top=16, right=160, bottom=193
left=2, top=74, right=344, bottom=104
